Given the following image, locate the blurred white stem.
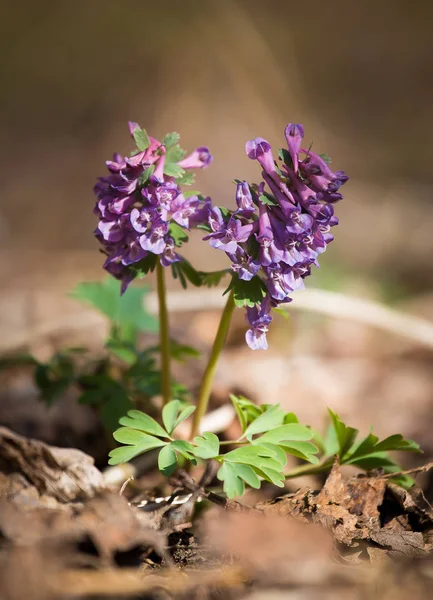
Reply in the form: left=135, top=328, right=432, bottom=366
left=146, top=287, right=433, bottom=349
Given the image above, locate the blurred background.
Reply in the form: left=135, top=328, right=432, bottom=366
left=1, top=0, right=433, bottom=487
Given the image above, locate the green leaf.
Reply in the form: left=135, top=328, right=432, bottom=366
left=328, top=409, right=359, bottom=459
left=176, top=171, right=195, bottom=186
left=170, top=440, right=196, bottom=462
left=164, top=163, right=185, bottom=179
left=162, top=132, right=180, bottom=148
left=177, top=260, right=203, bottom=286
left=258, top=193, right=278, bottom=207
left=279, top=441, right=319, bottom=464
left=165, top=145, right=187, bottom=163
left=277, top=147, right=293, bottom=168
left=100, top=388, right=134, bottom=433
left=0, top=353, right=39, bottom=369
left=373, top=434, right=421, bottom=453
left=169, top=223, right=189, bottom=247
left=318, top=153, right=332, bottom=164
left=170, top=341, right=201, bottom=361
left=199, top=269, right=229, bottom=288
left=217, top=462, right=245, bottom=498
left=258, top=443, right=287, bottom=468
left=227, top=275, right=267, bottom=309
left=133, top=128, right=150, bottom=151
left=193, top=432, right=220, bottom=459
left=106, top=340, right=137, bottom=365
left=253, top=466, right=285, bottom=487
left=113, top=427, right=158, bottom=445
left=108, top=445, right=150, bottom=465
left=183, top=190, right=201, bottom=198
left=272, top=306, right=290, bottom=320
left=217, top=462, right=261, bottom=497
left=162, top=400, right=181, bottom=434
left=134, top=253, right=158, bottom=277
left=256, top=423, right=313, bottom=444
left=138, top=165, right=155, bottom=186
left=118, top=409, right=168, bottom=438
left=243, top=404, right=285, bottom=440
left=283, top=412, right=299, bottom=424
left=70, top=279, right=157, bottom=333
left=109, top=429, right=166, bottom=465
left=230, top=394, right=247, bottom=433
left=158, top=444, right=178, bottom=476
left=173, top=405, right=196, bottom=430
left=223, top=445, right=282, bottom=471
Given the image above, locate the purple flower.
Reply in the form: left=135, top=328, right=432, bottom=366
left=235, top=181, right=255, bottom=217
left=246, top=137, right=279, bottom=179
left=284, top=123, right=304, bottom=172
left=264, top=263, right=294, bottom=301
left=204, top=122, right=347, bottom=350
left=256, top=204, right=285, bottom=266
left=177, top=147, right=213, bottom=169
left=170, top=194, right=203, bottom=229
left=245, top=299, right=273, bottom=351
left=228, top=247, right=261, bottom=281
left=94, top=122, right=214, bottom=293
left=160, top=237, right=181, bottom=267
left=130, top=206, right=155, bottom=233
left=121, top=237, right=148, bottom=266
left=139, top=219, right=169, bottom=254
left=204, top=208, right=254, bottom=253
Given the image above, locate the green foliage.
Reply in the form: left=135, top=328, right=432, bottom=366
left=108, top=394, right=422, bottom=499
left=35, top=351, right=76, bottom=406
left=258, top=193, right=278, bottom=207
left=226, top=275, right=267, bottom=308
left=193, top=432, right=220, bottom=459
left=176, top=171, right=195, bottom=186
left=70, top=278, right=157, bottom=336
left=162, top=132, right=180, bottom=149
left=305, top=409, right=422, bottom=488
left=164, top=163, right=185, bottom=179
left=171, top=259, right=229, bottom=290
left=133, top=128, right=150, bottom=151
left=78, top=375, right=133, bottom=432
left=138, top=165, right=155, bottom=186
left=169, top=223, right=189, bottom=247
left=318, top=152, right=332, bottom=164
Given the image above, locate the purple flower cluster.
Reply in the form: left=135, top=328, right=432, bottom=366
left=94, top=122, right=212, bottom=293
left=204, top=124, right=348, bottom=350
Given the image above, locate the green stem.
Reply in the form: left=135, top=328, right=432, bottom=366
left=156, top=259, right=171, bottom=406
left=190, top=290, right=236, bottom=439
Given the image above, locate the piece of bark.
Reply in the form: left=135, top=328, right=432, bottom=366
left=0, top=426, right=105, bottom=503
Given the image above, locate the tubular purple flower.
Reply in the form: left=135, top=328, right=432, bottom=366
left=121, top=237, right=147, bottom=266
left=160, top=237, right=181, bottom=267
left=228, top=247, right=261, bottom=281
left=284, top=123, right=304, bottom=172
left=264, top=264, right=294, bottom=301
left=203, top=122, right=347, bottom=349
left=177, top=147, right=213, bottom=169
left=139, top=219, right=169, bottom=255
left=152, top=153, right=166, bottom=184
left=235, top=181, right=255, bottom=217
left=256, top=203, right=284, bottom=266
left=245, top=299, right=273, bottom=351
left=204, top=215, right=255, bottom=254
left=246, top=137, right=279, bottom=179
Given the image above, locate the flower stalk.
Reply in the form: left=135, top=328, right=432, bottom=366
left=156, top=258, right=171, bottom=406
left=190, top=290, right=236, bottom=438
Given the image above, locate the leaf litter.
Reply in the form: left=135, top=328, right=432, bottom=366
left=1, top=429, right=433, bottom=599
